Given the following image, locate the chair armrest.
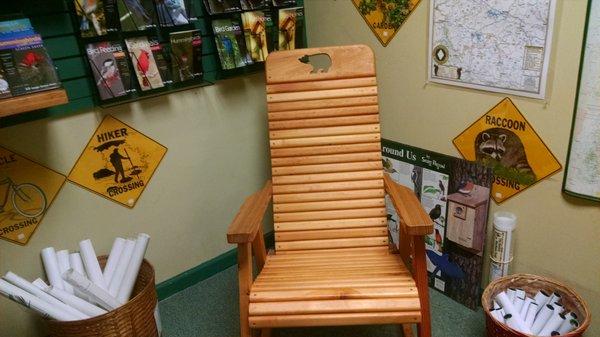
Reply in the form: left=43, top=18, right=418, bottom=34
left=227, top=181, right=273, bottom=244
left=383, top=173, right=433, bottom=236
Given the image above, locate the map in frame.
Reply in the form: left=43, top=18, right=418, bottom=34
left=352, top=0, right=422, bottom=47
left=428, top=0, right=557, bottom=99
left=563, top=0, right=600, bottom=202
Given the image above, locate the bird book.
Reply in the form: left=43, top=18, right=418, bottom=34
left=86, top=40, right=136, bottom=100
left=212, top=17, right=252, bottom=70
left=0, top=35, right=61, bottom=97
left=277, top=6, right=304, bottom=51
left=381, top=138, right=493, bottom=310
left=241, top=9, right=274, bottom=63
left=203, top=0, right=242, bottom=14
left=272, top=0, right=295, bottom=7
left=155, top=0, right=196, bottom=27
left=148, top=37, right=172, bottom=85
left=73, top=0, right=119, bottom=37
left=125, top=36, right=165, bottom=91
left=169, top=30, right=203, bottom=82
left=117, top=0, right=157, bottom=31
left=240, top=0, right=268, bottom=10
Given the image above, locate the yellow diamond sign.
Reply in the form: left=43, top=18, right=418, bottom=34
left=352, top=0, right=421, bottom=47
left=68, top=115, right=167, bottom=208
left=453, top=98, right=561, bottom=203
left=0, top=146, right=66, bottom=245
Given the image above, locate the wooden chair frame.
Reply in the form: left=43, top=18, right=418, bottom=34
left=227, top=45, right=433, bottom=337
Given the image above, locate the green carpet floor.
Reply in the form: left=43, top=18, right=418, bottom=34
left=158, top=265, right=485, bottom=337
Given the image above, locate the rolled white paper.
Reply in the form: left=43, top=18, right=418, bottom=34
left=495, top=291, right=531, bottom=334
left=557, top=318, right=579, bottom=335
left=63, top=269, right=122, bottom=310
left=493, top=301, right=501, bottom=310
left=514, top=296, right=525, bottom=313
left=532, top=304, right=555, bottom=335
left=524, top=302, right=539, bottom=328
left=539, top=311, right=566, bottom=336
left=103, top=237, right=126, bottom=286
left=117, top=233, right=150, bottom=303
left=109, top=239, right=136, bottom=297
left=490, top=308, right=504, bottom=323
left=515, top=289, right=526, bottom=301
left=0, top=279, right=77, bottom=321
left=3, top=272, right=88, bottom=320
left=33, top=279, right=107, bottom=318
left=489, top=212, right=516, bottom=280
left=68, top=252, right=88, bottom=299
left=56, top=250, right=74, bottom=295
left=534, top=290, right=550, bottom=312
left=504, top=314, right=524, bottom=333
left=79, top=239, right=107, bottom=290
left=565, top=311, right=578, bottom=321
left=519, top=297, right=533, bottom=318
left=507, top=288, right=516, bottom=302
left=41, top=247, right=64, bottom=290
left=548, top=292, right=561, bottom=307
left=550, top=332, right=560, bottom=336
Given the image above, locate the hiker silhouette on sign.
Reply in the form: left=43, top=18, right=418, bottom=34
left=110, top=148, right=130, bottom=183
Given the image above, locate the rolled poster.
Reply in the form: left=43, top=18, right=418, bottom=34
left=103, top=237, right=126, bottom=286
left=495, top=291, right=531, bottom=334
left=33, top=279, right=106, bottom=318
left=56, top=250, right=74, bottom=295
left=109, top=239, right=136, bottom=297
left=63, top=269, right=122, bottom=310
left=79, top=239, right=107, bottom=290
left=532, top=304, right=555, bottom=335
left=524, top=302, right=539, bottom=328
left=41, top=247, right=64, bottom=290
left=0, top=279, right=76, bottom=321
left=557, top=318, right=579, bottom=335
left=117, top=233, right=150, bottom=303
left=539, top=312, right=566, bottom=336
left=68, top=252, right=89, bottom=300
left=519, top=297, right=533, bottom=318
left=534, top=290, right=550, bottom=312
left=489, top=212, right=516, bottom=280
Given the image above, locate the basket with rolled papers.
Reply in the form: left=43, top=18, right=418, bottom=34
left=0, top=233, right=161, bottom=337
left=482, top=274, right=590, bottom=337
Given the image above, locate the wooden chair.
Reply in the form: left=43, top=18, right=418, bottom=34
left=227, top=45, right=433, bottom=337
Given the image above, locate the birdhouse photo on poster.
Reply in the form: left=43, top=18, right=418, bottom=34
left=382, top=139, right=493, bottom=309
left=68, top=115, right=167, bottom=208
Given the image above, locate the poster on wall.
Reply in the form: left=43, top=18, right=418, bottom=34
left=0, top=146, right=66, bottom=245
left=352, top=0, right=421, bottom=47
left=453, top=98, right=561, bottom=204
left=428, top=0, right=556, bottom=99
left=563, top=0, right=600, bottom=202
left=68, top=115, right=167, bottom=208
left=382, top=139, right=492, bottom=309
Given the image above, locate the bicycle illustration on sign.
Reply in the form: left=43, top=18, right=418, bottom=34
left=0, top=176, right=47, bottom=218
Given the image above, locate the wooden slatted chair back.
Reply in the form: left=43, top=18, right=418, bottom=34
left=266, top=45, right=388, bottom=252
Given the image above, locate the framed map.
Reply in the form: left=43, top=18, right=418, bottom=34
left=563, top=0, right=600, bottom=202
left=428, top=0, right=557, bottom=99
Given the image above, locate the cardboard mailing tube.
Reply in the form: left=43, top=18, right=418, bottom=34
left=495, top=291, right=531, bottom=334
left=557, top=318, right=579, bottom=335
left=524, top=302, right=539, bottom=328
left=539, top=312, right=566, bottom=336
left=532, top=304, right=555, bottom=335
left=519, top=297, right=533, bottom=318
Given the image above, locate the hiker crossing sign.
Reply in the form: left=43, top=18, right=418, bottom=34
left=68, top=115, right=167, bottom=208
left=0, top=146, right=65, bottom=245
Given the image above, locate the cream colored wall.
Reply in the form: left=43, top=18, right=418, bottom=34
left=0, top=74, right=272, bottom=337
left=304, top=0, right=599, bottom=335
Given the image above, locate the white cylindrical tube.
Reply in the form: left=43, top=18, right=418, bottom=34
left=103, top=237, right=126, bottom=286
left=117, top=233, right=150, bottom=303
left=507, top=288, right=516, bottom=302
left=504, top=314, right=524, bottom=333
left=490, top=308, right=504, bottom=323
left=63, top=269, right=122, bottom=310
left=514, top=295, right=525, bottom=313
left=489, top=212, right=516, bottom=281
left=557, top=318, right=579, bottom=335
left=41, top=247, right=64, bottom=290
left=524, top=302, right=539, bottom=328
left=68, top=252, right=89, bottom=300
left=56, top=250, right=74, bottom=295
left=0, top=279, right=77, bottom=321
left=519, top=297, right=533, bottom=318
left=109, top=239, right=136, bottom=297
left=79, top=239, right=106, bottom=290
left=534, top=290, right=551, bottom=312
left=493, top=301, right=501, bottom=310
left=495, top=291, right=531, bottom=334
left=532, top=304, right=555, bottom=335
left=3, top=272, right=88, bottom=320
left=33, top=279, right=107, bottom=318
left=547, top=292, right=561, bottom=307
left=539, top=312, right=566, bottom=336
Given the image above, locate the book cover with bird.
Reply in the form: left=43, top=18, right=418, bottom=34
left=155, top=0, right=196, bottom=27
left=86, top=40, right=136, bottom=100
left=277, top=6, right=304, bottom=51
left=212, top=17, right=252, bottom=70
left=125, top=36, right=165, bottom=91
left=240, top=0, right=268, bottom=10
left=241, top=10, right=274, bottom=62
left=203, top=0, right=242, bottom=14
left=117, top=0, right=157, bottom=31
left=74, top=0, right=119, bottom=37
left=0, top=36, right=60, bottom=96
left=148, top=38, right=172, bottom=85
left=169, top=30, right=203, bottom=82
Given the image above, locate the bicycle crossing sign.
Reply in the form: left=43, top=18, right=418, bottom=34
left=0, top=146, right=66, bottom=245
left=68, top=115, right=167, bottom=208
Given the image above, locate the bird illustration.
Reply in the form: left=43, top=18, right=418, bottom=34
left=19, top=52, right=44, bottom=68
left=434, top=228, right=443, bottom=251
left=136, top=50, right=151, bottom=87
left=97, top=58, right=119, bottom=88
left=438, top=180, right=445, bottom=195
left=383, top=158, right=396, bottom=174
left=387, top=213, right=397, bottom=223
left=458, top=178, right=475, bottom=195
left=429, top=204, right=442, bottom=222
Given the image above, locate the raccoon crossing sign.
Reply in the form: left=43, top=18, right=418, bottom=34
left=453, top=98, right=561, bottom=203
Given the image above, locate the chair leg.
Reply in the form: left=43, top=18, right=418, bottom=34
left=401, top=324, right=414, bottom=337
left=238, top=243, right=253, bottom=337
left=412, top=236, right=432, bottom=337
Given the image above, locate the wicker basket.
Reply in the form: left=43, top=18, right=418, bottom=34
left=482, top=274, right=591, bottom=337
left=46, top=256, right=159, bottom=337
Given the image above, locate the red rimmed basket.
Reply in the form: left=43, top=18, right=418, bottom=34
left=45, top=256, right=159, bottom=337
left=482, top=274, right=590, bottom=337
